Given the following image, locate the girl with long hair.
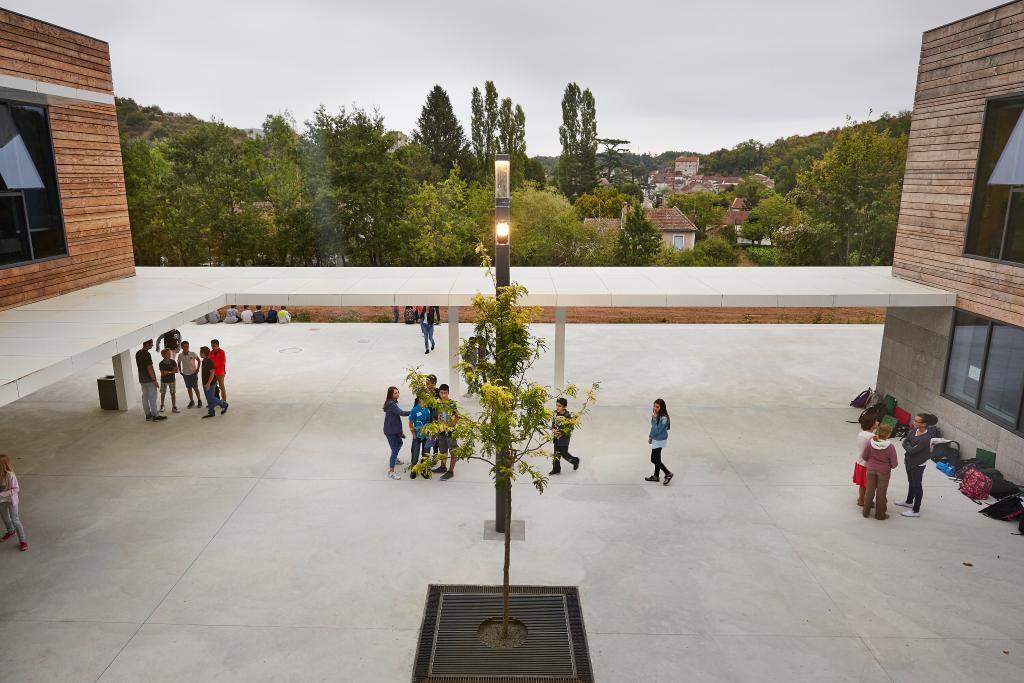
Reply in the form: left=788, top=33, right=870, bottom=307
left=0, top=454, right=27, bottom=551
left=645, top=398, right=674, bottom=486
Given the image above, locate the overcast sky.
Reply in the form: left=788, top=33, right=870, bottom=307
left=19, top=0, right=1001, bottom=156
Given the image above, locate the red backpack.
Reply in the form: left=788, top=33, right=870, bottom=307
left=960, top=468, right=993, bottom=503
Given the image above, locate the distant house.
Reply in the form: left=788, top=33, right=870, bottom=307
left=633, top=205, right=697, bottom=251
left=674, top=155, right=699, bottom=177
left=751, top=173, right=776, bottom=189
left=586, top=206, right=697, bottom=251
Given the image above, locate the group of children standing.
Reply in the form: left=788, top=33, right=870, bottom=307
left=382, top=375, right=460, bottom=481
left=853, top=411, right=940, bottom=520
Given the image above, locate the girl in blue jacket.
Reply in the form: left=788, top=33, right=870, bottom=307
left=382, top=386, right=411, bottom=480
left=645, top=398, right=674, bottom=486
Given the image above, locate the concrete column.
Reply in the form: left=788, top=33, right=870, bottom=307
left=554, top=306, right=566, bottom=390
left=448, top=305, right=461, bottom=397
left=111, top=349, right=135, bottom=412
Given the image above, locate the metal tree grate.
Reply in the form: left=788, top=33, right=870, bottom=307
left=412, top=585, right=594, bottom=683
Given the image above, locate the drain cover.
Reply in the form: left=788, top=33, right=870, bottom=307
left=278, top=347, right=302, bottom=354
left=413, top=585, right=592, bottom=682
left=358, top=339, right=371, bottom=344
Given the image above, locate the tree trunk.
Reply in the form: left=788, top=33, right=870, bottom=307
left=501, top=481, right=512, bottom=638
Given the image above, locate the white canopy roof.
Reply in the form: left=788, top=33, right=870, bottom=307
left=0, top=265, right=954, bottom=406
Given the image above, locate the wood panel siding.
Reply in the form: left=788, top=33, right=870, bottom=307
left=0, top=10, right=133, bottom=310
left=893, top=0, right=1024, bottom=327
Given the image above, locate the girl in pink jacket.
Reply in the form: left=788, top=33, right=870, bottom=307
left=0, top=454, right=27, bottom=551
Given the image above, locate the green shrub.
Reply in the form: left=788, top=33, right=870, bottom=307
left=293, top=311, right=312, bottom=323
left=745, top=246, right=779, bottom=266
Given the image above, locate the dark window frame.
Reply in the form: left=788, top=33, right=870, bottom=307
left=962, top=91, right=1024, bottom=267
left=941, top=308, right=1024, bottom=435
left=0, top=98, right=68, bottom=270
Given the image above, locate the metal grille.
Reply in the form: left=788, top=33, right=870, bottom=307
left=412, top=585, right=594, bottom=683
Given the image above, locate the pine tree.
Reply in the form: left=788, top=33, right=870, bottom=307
left=616, top=202, right=661, bottom=265
left=412, top=85, right=468, bottom=175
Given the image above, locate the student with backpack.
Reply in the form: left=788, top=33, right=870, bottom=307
left=0, top=454, right=28, bottom=551
left=383, top=386, right=411, bottom=480
left=853, top=414, right=879, bottom=507
left=266, top=306, right=278, bottom=324
left=645, top=398, right=674, bottom=486
left=895, top=413, right=939, bottom=518
left=408, top=396, right=432, bottom=479
left=549, top=398, right=579, bottom=475
left=861, top=424, right=898, bottom=520
left=253, top=306, right=266, bottom=324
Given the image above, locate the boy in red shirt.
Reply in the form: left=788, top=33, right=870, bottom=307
left=209, top=339, right=227, bottom=401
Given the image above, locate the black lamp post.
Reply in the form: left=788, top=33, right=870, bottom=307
left=494, top=154, right=511, bottom=533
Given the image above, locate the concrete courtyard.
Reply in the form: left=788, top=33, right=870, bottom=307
left=0, top=321, right=1022, bottom=682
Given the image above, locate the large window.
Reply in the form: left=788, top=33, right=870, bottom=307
left=965, top=95, right=1024, bottom=264
left=0, top=101, right=65, bottom=266
left=944, top=310, right=1024, bottom=431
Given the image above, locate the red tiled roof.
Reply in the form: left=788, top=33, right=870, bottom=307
left=645, top=207, right=696, bottom=232
left=731, top=197, right=748, bottom=210
left=583, top=217, right=621, bottom=234
left=721, top=209, right=749, bottom=226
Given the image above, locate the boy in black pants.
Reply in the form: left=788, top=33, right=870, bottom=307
left=549, top=398, right=579, bottom=475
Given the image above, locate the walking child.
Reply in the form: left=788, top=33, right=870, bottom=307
left=853, top=414, right=879, bottom=506
left=861, top=424, right=898, bottom=520
left=158, top=348, right=179, bottom=413
left=645, top=398, right=674, bottom=485
left=0, top=454, right=27, bottom=551
left=200, top=346, right=229, bottom=418
left=549, top=398, right=580, bottom=475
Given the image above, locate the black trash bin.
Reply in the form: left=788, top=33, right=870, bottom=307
left=97, top=375, right=119, bottom=410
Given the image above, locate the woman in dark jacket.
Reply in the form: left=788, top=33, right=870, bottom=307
left=895, top=413, right=938, bottom=517
left=382, top=386, right=411, bottom=480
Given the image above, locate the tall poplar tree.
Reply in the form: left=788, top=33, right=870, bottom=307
left=412, top=85, right=468, bottom=175
left=556, top=82, right=598, bottom=199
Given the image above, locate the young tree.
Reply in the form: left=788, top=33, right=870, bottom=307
left=408, top=273, right=598, bottom=643
left=413, top=85, right=469, bottom=174
left=616, top=202, right=661, bottom=265
left=510, top=186, right=595, bottom=266
left=732, top=176, right=770, bottom=208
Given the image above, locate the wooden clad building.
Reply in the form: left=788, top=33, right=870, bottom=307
left=879, top=1, right=1024, bottom=480
left=0, top=9, right=133, bottom=310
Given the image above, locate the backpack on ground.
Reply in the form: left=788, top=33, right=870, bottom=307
left=954, top=459, right=981, bottom=479
left=979, top=494, right=1024, bottom=521
left=850, top=388, right=872, bottom=409
left=404, top=306, right=417, bottom=324
left=989, top=478, right=1021, bottom=499
left=960, top=468, right=993, bottom=503
left=931, top=440, right=960, bottom=464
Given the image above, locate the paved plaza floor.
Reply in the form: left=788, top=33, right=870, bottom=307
left=0, top=321, right=1022, bottom=682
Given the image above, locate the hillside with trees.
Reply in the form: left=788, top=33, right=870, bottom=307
left=117, top=88, right=908, bottom=270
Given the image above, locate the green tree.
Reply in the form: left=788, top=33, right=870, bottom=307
left=556, top=82, right=598, bottom=199
left=403, top=166, right=483, bottom=266
left=597, top=138, right=629, bottom=180
left=252, top=113, right=319, bottom=265
left=789, top=123, right=906, bottom=265
left=732, top=176, right=770, bottom=208
left=413, top=85, right=468, bottom=174
left=509, top=186, right=595, bottom=266
left=497, top=98, right=528, bottom=188
left=121, top=135, right=172, bottom=265
left=524, top=157, right=547, bottom=186
left=303, top=106, right=411, bottom=266
left=616, top=202, right=661, bottom=265
left=574, top=186, right=628, bottom=219
left=470, top=81, right=502, bottom=183
left=667, top=192, right=728, bottom=233
left=407, top=275, right=598, bottom=642
left=742, top=193, right=802, bottom=246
